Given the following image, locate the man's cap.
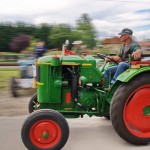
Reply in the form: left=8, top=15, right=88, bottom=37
left=118, top=28, right=133, bottom=35
left=72, top=40, right=83, bottom=44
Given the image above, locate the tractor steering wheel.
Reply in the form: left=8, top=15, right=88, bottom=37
left=97, top=53, right=118, bottom=65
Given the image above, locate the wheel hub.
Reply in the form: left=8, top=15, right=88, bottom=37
left=30, top=120, right=61, bottom=148
left=143, top=106, right=150, bottom=116
left=42, top=131, right=49, bottom=139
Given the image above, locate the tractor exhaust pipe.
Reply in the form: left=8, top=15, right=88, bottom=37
left=67, top=68, right=78, bottom=100
left=67, top=68, right=86, bottom=111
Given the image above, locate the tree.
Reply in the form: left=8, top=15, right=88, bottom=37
left=0, top=22, right=15, bottom=52
left=49, top=24, right=74, bottom=50
left=10, top=34, right=31, bottom=52
left=76, top=14, right=96, bottom=48
left=34, top=23, right=51, bottom=48
left=0, top=22, right=36, bottom=52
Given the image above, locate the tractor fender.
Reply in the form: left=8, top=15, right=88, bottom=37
left=106, top=67, right=150, bottom=104
left=116, top=67, right=150, bottom=83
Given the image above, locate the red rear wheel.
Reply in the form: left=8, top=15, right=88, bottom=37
left=124, top=86, right=150, bottom=138
left=111, top=73, right=150, bottom=145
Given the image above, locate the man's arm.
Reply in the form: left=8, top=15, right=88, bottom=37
left=105, top=55, right=121, bottom=62
left=131, top=48, right=142, bottom=60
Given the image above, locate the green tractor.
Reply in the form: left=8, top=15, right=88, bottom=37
left=21, top=42, right=150, bottom=150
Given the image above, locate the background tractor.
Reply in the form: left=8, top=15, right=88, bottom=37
left=21, top=41, right=150, bottom=150
left=10, top=56, right=35, bottom=97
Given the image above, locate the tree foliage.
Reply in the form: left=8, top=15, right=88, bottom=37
left=0, top=13, right=97, bottom=52
left=10, top=34, right=31, bottom=52
left=49, top=24, right=74, bottom=50
left=76, top=13, right=96, bottom=48
left=34, top=23, right=51, bottom=48
left=0, top=22, right=16, bottom=52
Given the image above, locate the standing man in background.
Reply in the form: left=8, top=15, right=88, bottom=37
left=34, top=41, right=47, bottom=58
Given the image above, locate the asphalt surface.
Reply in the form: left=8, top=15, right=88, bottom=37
left=0, top=116, right=150, bottom=150
left=0, top=65, right=150, bottom=150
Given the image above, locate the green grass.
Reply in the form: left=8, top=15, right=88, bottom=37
left=0, top=68, right=20, bottom=90
left=0, top=62, right=17, bottom=65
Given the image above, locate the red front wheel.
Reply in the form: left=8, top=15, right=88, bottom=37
left=111, top=73, right=150, bottom=145
left=21, top=109, right=69, bottom=150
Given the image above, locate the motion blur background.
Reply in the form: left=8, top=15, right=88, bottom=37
left=0, top=0, right=150, bottom=116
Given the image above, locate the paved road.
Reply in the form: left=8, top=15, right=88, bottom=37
left=0, top=116, right=149, bottom=150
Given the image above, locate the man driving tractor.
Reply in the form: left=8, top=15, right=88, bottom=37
left=104, top=28, right=142, bottom=90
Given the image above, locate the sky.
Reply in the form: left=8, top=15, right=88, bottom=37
left=0, top=0, right=150, bottom=41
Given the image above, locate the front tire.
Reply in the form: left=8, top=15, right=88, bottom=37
left=111, top=73, right=150, bottom=145
left=21, top=109, right=69, bottom=150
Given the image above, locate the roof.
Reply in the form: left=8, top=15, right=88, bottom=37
left=101, top=37, right=122, bottom=45
left=72, top=40, right=83, bottom=45
left=138, top=41, right=150, bottom=47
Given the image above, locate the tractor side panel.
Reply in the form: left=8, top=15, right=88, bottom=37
left=37, top=65, right=62, bottom=104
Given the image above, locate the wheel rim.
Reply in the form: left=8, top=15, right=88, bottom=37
left=30, top=119, right=62, bottom=148
left=124, top=85, right=150, bottom=138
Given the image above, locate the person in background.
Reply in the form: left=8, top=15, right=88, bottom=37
left=33, top=41, right=47, bottom=58
left=72, top=40, right=83, bottom=54
left=104, top=28, right=142, bottom=90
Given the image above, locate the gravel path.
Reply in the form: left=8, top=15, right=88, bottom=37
left=0, top=90, right=35, bottom=116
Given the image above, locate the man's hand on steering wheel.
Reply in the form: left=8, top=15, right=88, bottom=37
left=97, top=53, right=119, bottom=64
left=105, top=56, right=112, bottom=62
left=105, top=56, right=121, bottom=64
